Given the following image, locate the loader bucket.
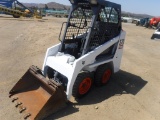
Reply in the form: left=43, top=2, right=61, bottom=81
left=9, top=65, right=67, bottom=120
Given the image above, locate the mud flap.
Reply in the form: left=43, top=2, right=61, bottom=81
left=9, top=65, right=67, bottom=120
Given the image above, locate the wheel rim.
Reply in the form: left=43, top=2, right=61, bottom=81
left=102, top=69, right=112, bottom=84
left=79, top=78, right=92, bottom=95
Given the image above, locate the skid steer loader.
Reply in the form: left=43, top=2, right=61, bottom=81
left=151, top=26, right=160, bottom=39
left=151, top=22, right=160, bottom=39
left=9, top=0, right=126, bottom=119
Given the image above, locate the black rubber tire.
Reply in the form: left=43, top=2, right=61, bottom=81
left=13, top=15, right=20, bottom=18
left=151, top=34, right=155, bottom=39
left=95, top=64, right=112, bottom=87
left=145, top=23, right=149, bottom=28
left=136, top=21, right=139, bottom=26
left=72, top=71, right=93, bottom=99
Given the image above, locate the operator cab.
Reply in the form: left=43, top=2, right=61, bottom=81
left=59, top=0, right=121, bottom=59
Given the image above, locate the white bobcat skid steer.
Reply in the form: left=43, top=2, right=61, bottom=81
left=43, top=0, right=126, bottom=99
left=9, top=0, right=126, bottom=120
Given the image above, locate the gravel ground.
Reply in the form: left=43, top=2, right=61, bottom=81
left=0, top=15, right=160, bottom=120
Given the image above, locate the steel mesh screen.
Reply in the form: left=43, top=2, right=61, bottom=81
left=89, top=23, right=119, bottom=49
left=88, top=7, right=120, bottom=50
left=65, top=4, right=92, bottom=40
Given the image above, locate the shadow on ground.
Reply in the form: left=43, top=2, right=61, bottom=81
left=45, top=70, right=147, bottom=120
